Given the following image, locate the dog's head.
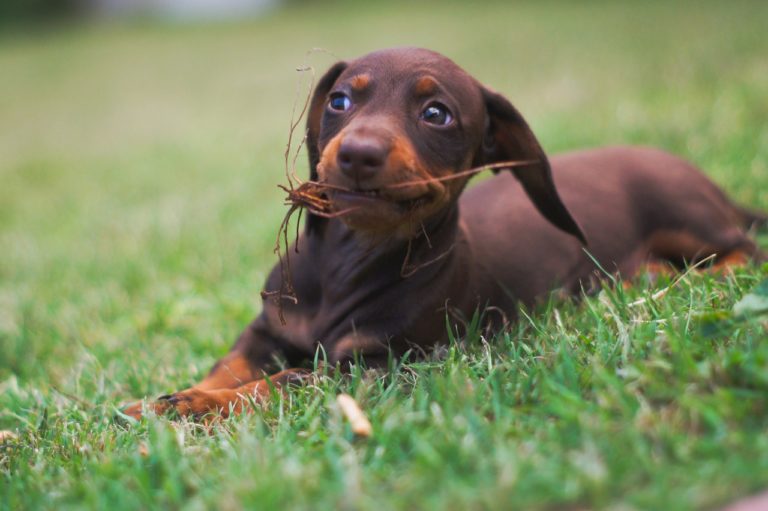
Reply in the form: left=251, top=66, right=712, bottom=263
left=305, top=47, right=584, bottom=243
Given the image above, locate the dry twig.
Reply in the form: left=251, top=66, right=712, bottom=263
left=336, top=393, right=373, bottom=438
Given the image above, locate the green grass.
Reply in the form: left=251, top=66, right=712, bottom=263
left=2, top=1, right=768, bottom=509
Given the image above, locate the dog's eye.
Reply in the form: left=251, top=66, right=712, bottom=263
left=421, top=103, right=453, bottom=126
left=328, top=93, right=352, bottom=112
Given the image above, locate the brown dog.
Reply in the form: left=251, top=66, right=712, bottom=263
left=123, top=48, right=764, bottom=419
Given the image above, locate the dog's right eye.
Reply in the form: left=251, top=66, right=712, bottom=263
left=328, top=93, right=352, bottom=112
left=421, top=102, right=453, bottom=126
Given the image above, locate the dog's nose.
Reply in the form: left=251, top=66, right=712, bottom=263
left=337, top=136, right=389, bottom=181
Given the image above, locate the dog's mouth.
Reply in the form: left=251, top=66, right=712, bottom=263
left=320, top=182, right=445, bottom=235
left=329, top=187, right=432, bottom=211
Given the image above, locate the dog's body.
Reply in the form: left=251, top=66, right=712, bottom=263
left=124, top=48, right=763, bottom=419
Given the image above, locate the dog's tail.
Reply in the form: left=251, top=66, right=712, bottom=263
left=735, top=204, right=768, bottom=231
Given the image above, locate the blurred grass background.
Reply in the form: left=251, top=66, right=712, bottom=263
left=1, top=1, right=768, bottom=509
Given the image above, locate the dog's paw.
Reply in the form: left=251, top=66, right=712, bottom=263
left=118, top=370, right=307, bottom=422
left=119, top=398, right=172, bottom=421
left=118, top=390, right=234, bottom=421
left=120, top=401, right=144, bottom=420
left=156, top=388, right=250, bottom=420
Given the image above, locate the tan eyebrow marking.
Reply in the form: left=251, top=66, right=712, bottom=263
left=415, top=76, right=438, bottom=96
left=350, top=73, right=371, bottom=91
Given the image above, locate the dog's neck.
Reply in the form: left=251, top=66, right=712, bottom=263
left=317, top=205, right=462, bottom=294
left=305, top=204, right=467, bottom=344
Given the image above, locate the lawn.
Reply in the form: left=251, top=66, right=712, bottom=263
left=2, top=1, right=768, bottom=509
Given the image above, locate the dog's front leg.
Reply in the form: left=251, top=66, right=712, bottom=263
left=149, top=368, right=310, bottom=420
left=121, top=315, right=302, bottom=420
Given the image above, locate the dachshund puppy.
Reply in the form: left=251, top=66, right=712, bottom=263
left=123, top=48, right=763, bottom=419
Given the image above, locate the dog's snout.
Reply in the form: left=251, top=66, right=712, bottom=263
left=337, top=136, right=390, bottom=181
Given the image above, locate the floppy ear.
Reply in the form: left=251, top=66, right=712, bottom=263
left=479, top=87, right=586, bottom=244
left=306, top=61, right=348, bottom=182
left=303, top=61, right=347, bottom=235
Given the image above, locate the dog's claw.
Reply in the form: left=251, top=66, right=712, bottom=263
left=157, top=394, right=180, bottom=404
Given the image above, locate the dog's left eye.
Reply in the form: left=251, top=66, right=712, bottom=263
left=421, top=103, right=453, bottom=126
left=328, top=93, right=352, bottom=112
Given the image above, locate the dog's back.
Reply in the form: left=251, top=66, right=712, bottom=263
left=461, top=146, right=763, bottom=306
